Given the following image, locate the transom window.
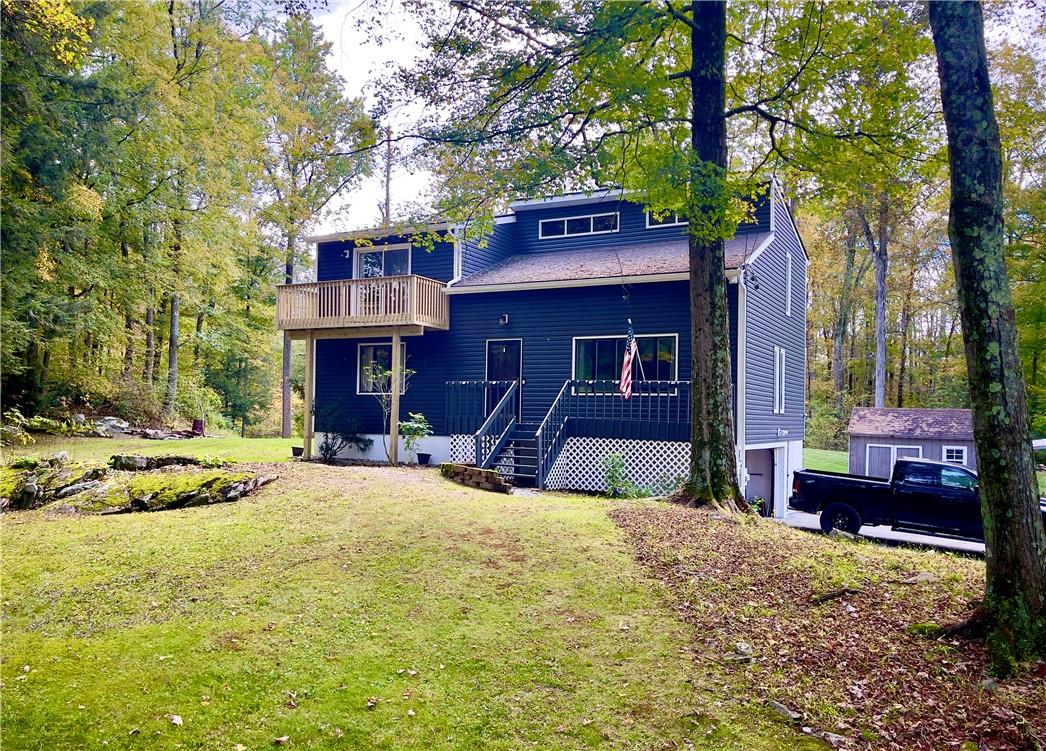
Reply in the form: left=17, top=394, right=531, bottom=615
left=539, top=212, right=619, bottom=239
left=943, top=446, right=967, bottom=465
left=357, top=342, right=407, bottom=395
left=646, top=211, right=688, bottom=228
left=573, top=335, right=677, bottom=385
left=355, top=244, right=410, bottom=278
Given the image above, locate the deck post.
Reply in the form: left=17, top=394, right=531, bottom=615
left=390, top=327, right=401, bottom=464
left=303, top=330, right=315, bottom=460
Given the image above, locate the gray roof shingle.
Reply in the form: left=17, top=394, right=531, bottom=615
left=454, top=233, right=771, bottom=287
left=848, top=407, right=974, bottom=440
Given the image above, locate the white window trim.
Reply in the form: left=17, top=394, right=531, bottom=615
left=538, top=211, right=620, bottom=240
left=785, top=250, right=792, bottom=317
left=864, top=443, right=923, bottom=476
left=942, top=445, right=968, bottom=465
left=356, top=341, right=407, bottom=395
left=570, top=333, right=679, bottom=394
left=645, top=211, right=688, bottom=228
left=351, top=242, right=412, bottom=278
left=773, top=346, right=786, bottom=414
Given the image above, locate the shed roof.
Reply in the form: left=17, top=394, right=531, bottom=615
left=453, top=233, right=770, bottom=287
left=848, top=407, right=974, bottom=440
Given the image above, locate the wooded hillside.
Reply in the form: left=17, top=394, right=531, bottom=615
left=1, top=0, right=373, bottom=434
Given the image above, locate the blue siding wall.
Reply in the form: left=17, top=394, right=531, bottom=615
left=743, top=197, right=807, bottom=445
left=316, top=234, right=455, bottom=282
left=510, top=192, right=770, bottom=256
left=461, top=221, right=516, bottom=277
left=315, top=280, right=739, bottom=435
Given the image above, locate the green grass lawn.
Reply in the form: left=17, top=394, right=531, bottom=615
left=2, top=434, right=296, bottom=465
left=800, top=448, right=848, bottom=473
left=2, top=437, right=816, bottom=751
left=803, top=446, right=1046, bottom=494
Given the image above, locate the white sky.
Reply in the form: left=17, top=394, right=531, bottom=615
left=312, top=0, right=431, bottom=235
left=310, top=0, right=1045, bottom=236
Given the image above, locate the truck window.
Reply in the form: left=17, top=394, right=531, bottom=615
left=941, top=467, right=977, bottom=491
left=897, top=463, right=939, bottom=486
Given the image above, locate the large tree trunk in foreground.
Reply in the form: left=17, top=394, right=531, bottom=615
left=682, top=0, right=742, bottom=509
left=929, top=0, right=1046, bottom=674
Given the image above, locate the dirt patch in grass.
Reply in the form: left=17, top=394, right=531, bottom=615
left=610, top=504, right=1046, bottom=751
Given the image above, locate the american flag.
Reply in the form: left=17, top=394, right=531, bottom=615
left=619, top=321, right=637, bottom=399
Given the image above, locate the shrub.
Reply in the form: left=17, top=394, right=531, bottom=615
left=603, top=453, right=640, bottom=498
left=315, top=400, right=373, bottom=464
left=399, top=412, right=433, bottom=463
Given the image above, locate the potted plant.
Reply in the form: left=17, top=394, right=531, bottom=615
left=399, top=412, right=433, bottom=464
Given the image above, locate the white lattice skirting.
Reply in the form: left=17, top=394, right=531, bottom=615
left=545, top=437, right=690, bottom=493
left=450, top=434, right=475, bottom=464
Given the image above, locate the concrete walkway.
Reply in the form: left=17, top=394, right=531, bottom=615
left=782, top=510, right=985, bottom=556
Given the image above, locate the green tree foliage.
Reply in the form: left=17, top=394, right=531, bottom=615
left=0, top=0, right=372, bottom=435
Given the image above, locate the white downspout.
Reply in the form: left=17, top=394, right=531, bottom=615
left=736, top=272, right=748, bottom=495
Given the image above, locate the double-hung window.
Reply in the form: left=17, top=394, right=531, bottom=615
left=357, top=342, right=407, bottom=395
left=773, top=346, right=786, bottom=414
left=573, top=335, right=677, bottom=392
left=539, top=212, right=619, bottom=239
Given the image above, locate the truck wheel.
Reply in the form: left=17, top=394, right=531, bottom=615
left=820, top=503, right=862, bottom=534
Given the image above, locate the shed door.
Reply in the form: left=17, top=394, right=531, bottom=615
left=865, top=443, right=923, bottom=479
left=866, top=445, right=894, bottom=479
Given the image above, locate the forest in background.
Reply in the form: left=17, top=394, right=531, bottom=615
left=1, top=0, right=374, bottom=435
left=1, top=0, right=1043, bottom=445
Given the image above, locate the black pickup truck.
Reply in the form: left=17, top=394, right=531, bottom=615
left=790, top=458, right=1046, bottom=540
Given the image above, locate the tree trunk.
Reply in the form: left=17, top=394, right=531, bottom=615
left=281, top=232, right=297, bottom=438
left=897, top=263, right=916, bottom=407
left=194, top=309, right=205, bottom=367
left=144, top=301, right=155, bottom=384
left=682, top=0, right=742, bottom=509
left=833, top=224, right=859, bottom=415
left=163, top=222, right=182, bottom=416
left=861, top=198, right=889, bottom=408
left=929, top=0, right=1046, bottom=674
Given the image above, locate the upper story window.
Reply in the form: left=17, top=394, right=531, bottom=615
left=539, top=212, right=619, bottom=239
left=354, top=243, right=410, bottom=278
left=785, top=250, right=793, bottom=316
left=646, top=211, right=688, bottom=228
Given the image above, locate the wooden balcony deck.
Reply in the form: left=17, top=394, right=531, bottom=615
left=276, top=275, right=449, bottom=334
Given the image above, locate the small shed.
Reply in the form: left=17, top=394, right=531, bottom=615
left=848, top=407, right=977, bottom=478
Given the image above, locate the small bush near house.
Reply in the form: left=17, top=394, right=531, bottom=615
left=399, top=412, right=433, bottom=463
left=315, top=400, right=372, bottom=463
left=603, top=453, right=640, bottom=498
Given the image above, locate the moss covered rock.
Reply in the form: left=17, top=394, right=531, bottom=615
left=49, top=468, right=275, bottom=514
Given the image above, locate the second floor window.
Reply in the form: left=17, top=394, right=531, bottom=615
left=539, top=212, right=619, bottom=239
left=356, top=245, right=410, bottom=278
left=646, top=211, right=688, bottom=228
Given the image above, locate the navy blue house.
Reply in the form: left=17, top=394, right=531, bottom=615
left=278, top=184, right=807, bottom=515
